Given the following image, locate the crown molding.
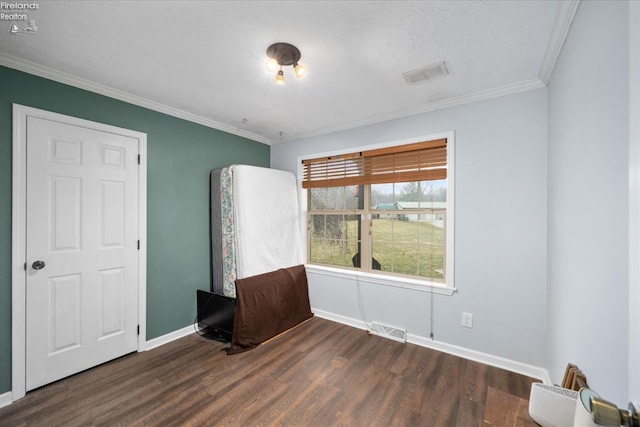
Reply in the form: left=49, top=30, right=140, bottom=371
left=278, top=78, right=546, bottom=144
left=0, top=53, right=272, bottom=146
left=278, top=1, right=580, bottom=145
left=3, top=0, right=576, bottom=149
left=539, top=0, right=581, bottom=85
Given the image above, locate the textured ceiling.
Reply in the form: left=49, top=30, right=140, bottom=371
left=0, top=1, right=571, bottom=144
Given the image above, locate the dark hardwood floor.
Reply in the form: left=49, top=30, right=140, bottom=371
left=0, top=317, right=539, bottom=426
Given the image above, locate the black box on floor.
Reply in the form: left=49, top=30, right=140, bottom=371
left=196, top=290, right=235, bottom=342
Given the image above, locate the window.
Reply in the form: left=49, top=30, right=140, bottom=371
left=302, top=136, right=454, bottom=290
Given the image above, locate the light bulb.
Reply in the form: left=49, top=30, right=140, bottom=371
left=266, top=58, right=279, bottom=73
left=294, top=63, right=305, bottom=78
left=274, top=69, right=285, bottom=85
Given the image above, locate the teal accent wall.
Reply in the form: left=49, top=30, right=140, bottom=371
left=0, top=65, right=270, bottom=394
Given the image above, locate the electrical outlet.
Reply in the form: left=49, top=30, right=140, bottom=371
left=462, top=312, right=473, bottom=328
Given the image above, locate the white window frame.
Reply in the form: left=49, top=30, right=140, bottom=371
left=298, top=131, right=455, bottom=295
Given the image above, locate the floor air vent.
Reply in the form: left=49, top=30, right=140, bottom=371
left=369, top=322, right=407, bottom=343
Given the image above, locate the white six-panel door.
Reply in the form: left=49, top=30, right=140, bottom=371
left=25, top=116, right=139, bottom=391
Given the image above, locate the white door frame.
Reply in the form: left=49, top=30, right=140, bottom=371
left=11, top=104, right=147, bottom=401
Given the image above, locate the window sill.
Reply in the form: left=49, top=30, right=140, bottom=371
left=304, top=264, right=457, bottom=296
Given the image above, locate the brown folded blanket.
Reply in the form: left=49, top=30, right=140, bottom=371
left=226, top=264, right=313, bottom=354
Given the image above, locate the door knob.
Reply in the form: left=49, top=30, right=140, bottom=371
left=32, top=260, right=45, bottom=270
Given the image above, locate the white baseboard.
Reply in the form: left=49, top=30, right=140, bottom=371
left=0, top=325, right=198, bottom=410
left=312, top=307, right=550, bottom=383
left=408, top=333, right=549, bottom=382
left=0, top=391, right=12, bottom=409
left=0, top=313, right=551, bottom=411
left=145, top=324, right=195, bottom=351
left=312, top=308, right=369, bottom=331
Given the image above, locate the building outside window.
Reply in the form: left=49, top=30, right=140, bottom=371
left=302, top=135, right=454, bottom=291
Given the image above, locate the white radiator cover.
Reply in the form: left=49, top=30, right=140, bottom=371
left=528, top=383, right=578, bottom=427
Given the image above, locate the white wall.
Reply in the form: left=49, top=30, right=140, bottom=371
left=628, top=0, right=640, bottom=408
left=272, top=88, right=548, bottom=369
left=547, top=0, right=630, bottom=407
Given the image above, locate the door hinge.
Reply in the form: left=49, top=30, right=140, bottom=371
left=137, top=325, right=140, bottom=335
left=137, top=240, right=140, bottom=250
left=24, top=262, right=27, bottom=271
left=137, top=154, right=141, bottom=165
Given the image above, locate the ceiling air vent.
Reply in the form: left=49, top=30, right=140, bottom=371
left=402, top=61, right=449, bottom=85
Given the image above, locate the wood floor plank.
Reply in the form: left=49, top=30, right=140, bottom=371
left=0, top=317, right=539, bottom=427
left=456, top=398, right=485, bottom=427
left=483, top=386, right=538, bottom=427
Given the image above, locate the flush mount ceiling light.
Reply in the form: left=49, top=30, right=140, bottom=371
left=266, top=42, right=305, bottom=85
